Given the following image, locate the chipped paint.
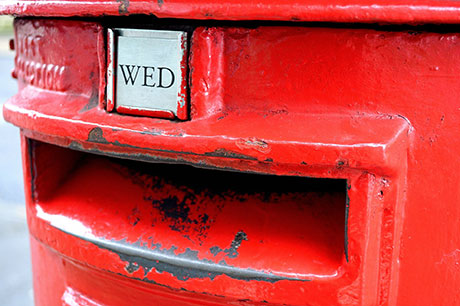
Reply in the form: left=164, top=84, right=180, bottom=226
left=210, top=231, right=248, bottom=258
left=78, top=87, right=99, bottom=113
left=204, top=148, right=257, bottom=161
left=5, top=19, right=440, bottom=306
left=116, top=0, right=129, bottom=14
left=92, top=237, right=306, bottom=282
left=236, top=138, right=270, bottom=154
left=85, top=127, right=259, bottom=162
left=38, top=203, right=309, bottom=282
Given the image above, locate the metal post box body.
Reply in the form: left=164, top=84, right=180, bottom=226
left=1, top=3, right=460, bottom=306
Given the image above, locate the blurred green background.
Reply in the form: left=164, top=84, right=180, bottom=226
left=0, top=16, right=13, bottom=33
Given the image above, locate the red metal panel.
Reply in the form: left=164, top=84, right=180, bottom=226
left=3, top=18, right=460, bottom=305
left=12, top=19, right=102, bottom=96
left=5, top=0, right=460, bottom=24
left=21, top=123, right=407, bottom=306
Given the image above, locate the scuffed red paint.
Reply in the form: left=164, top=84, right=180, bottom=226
left=29, top=144, right=347, bottom=281
left=189, top=27, right=225, bottom=119
left=236, top=137, right=271, bottom=154
left=12, top=19, right=100, bottom=97
left=96, top=24, right=106, bottom=110
left=117, top=105, right=176, bottom=119
left=106, top=28, right=115, bottom=112
left=4, top=0, right=460, bottom=24
left=176, top=32, right=189, bottom=120
left=3, top=18, right=460, bottom=306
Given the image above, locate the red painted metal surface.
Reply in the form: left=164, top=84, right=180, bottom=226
left=5, top=0, right=460, bottom=24
left=2, top=13, right=460, bottom=306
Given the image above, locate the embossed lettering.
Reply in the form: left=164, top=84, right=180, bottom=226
left=119, top=65, right=140, bottom=85
left=14, top=33, right=69, bottom=92
left=119, top=64, right=175, bottom=88
left=15, top=57, right=68, bottom=91
left=157, top=67, right=175, bottom=89
left=142, top=66, right=155, bottom=87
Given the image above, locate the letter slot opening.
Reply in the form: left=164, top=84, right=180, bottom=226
left=28, top=139, right=347, bottom=283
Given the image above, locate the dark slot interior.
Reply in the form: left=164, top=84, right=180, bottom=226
left=120, top=157, right=345, bottom=196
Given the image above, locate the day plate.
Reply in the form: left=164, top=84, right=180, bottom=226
left=107, top=28, right=188, bottom=120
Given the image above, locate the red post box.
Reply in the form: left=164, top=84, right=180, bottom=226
left=1, top=1, right=460, bottom=305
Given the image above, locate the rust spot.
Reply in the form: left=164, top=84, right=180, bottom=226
left=157, top=0, right=164, bottom=8
left=87, top=127, right=109, bottom=144
left=229, top=231, right=248, bottom=255
left=117, top=0, right=129, bottom=14
left=128, top=207, right=141, bottom=226
left=217, top=110, right=229, bottom=121
left=336, top=159, right=349, bottom=170
left=125, top=261, right=140, bottom=273
left=204, top=148, right=257, bottom=161
left=210, top=231, right=248, bottom=259
left=264, top=108, right=289, bottom=117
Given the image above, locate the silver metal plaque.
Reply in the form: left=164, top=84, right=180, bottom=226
left=107, top=28, right=188, bottom=120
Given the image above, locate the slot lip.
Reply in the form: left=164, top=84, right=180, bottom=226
left=36, top=206, right=319, bottom=283
left=5, top=92, right=411, bottom=177
left=30, top=146, right=347, bottom=284
left=22, top=117, right=409, bottom=304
